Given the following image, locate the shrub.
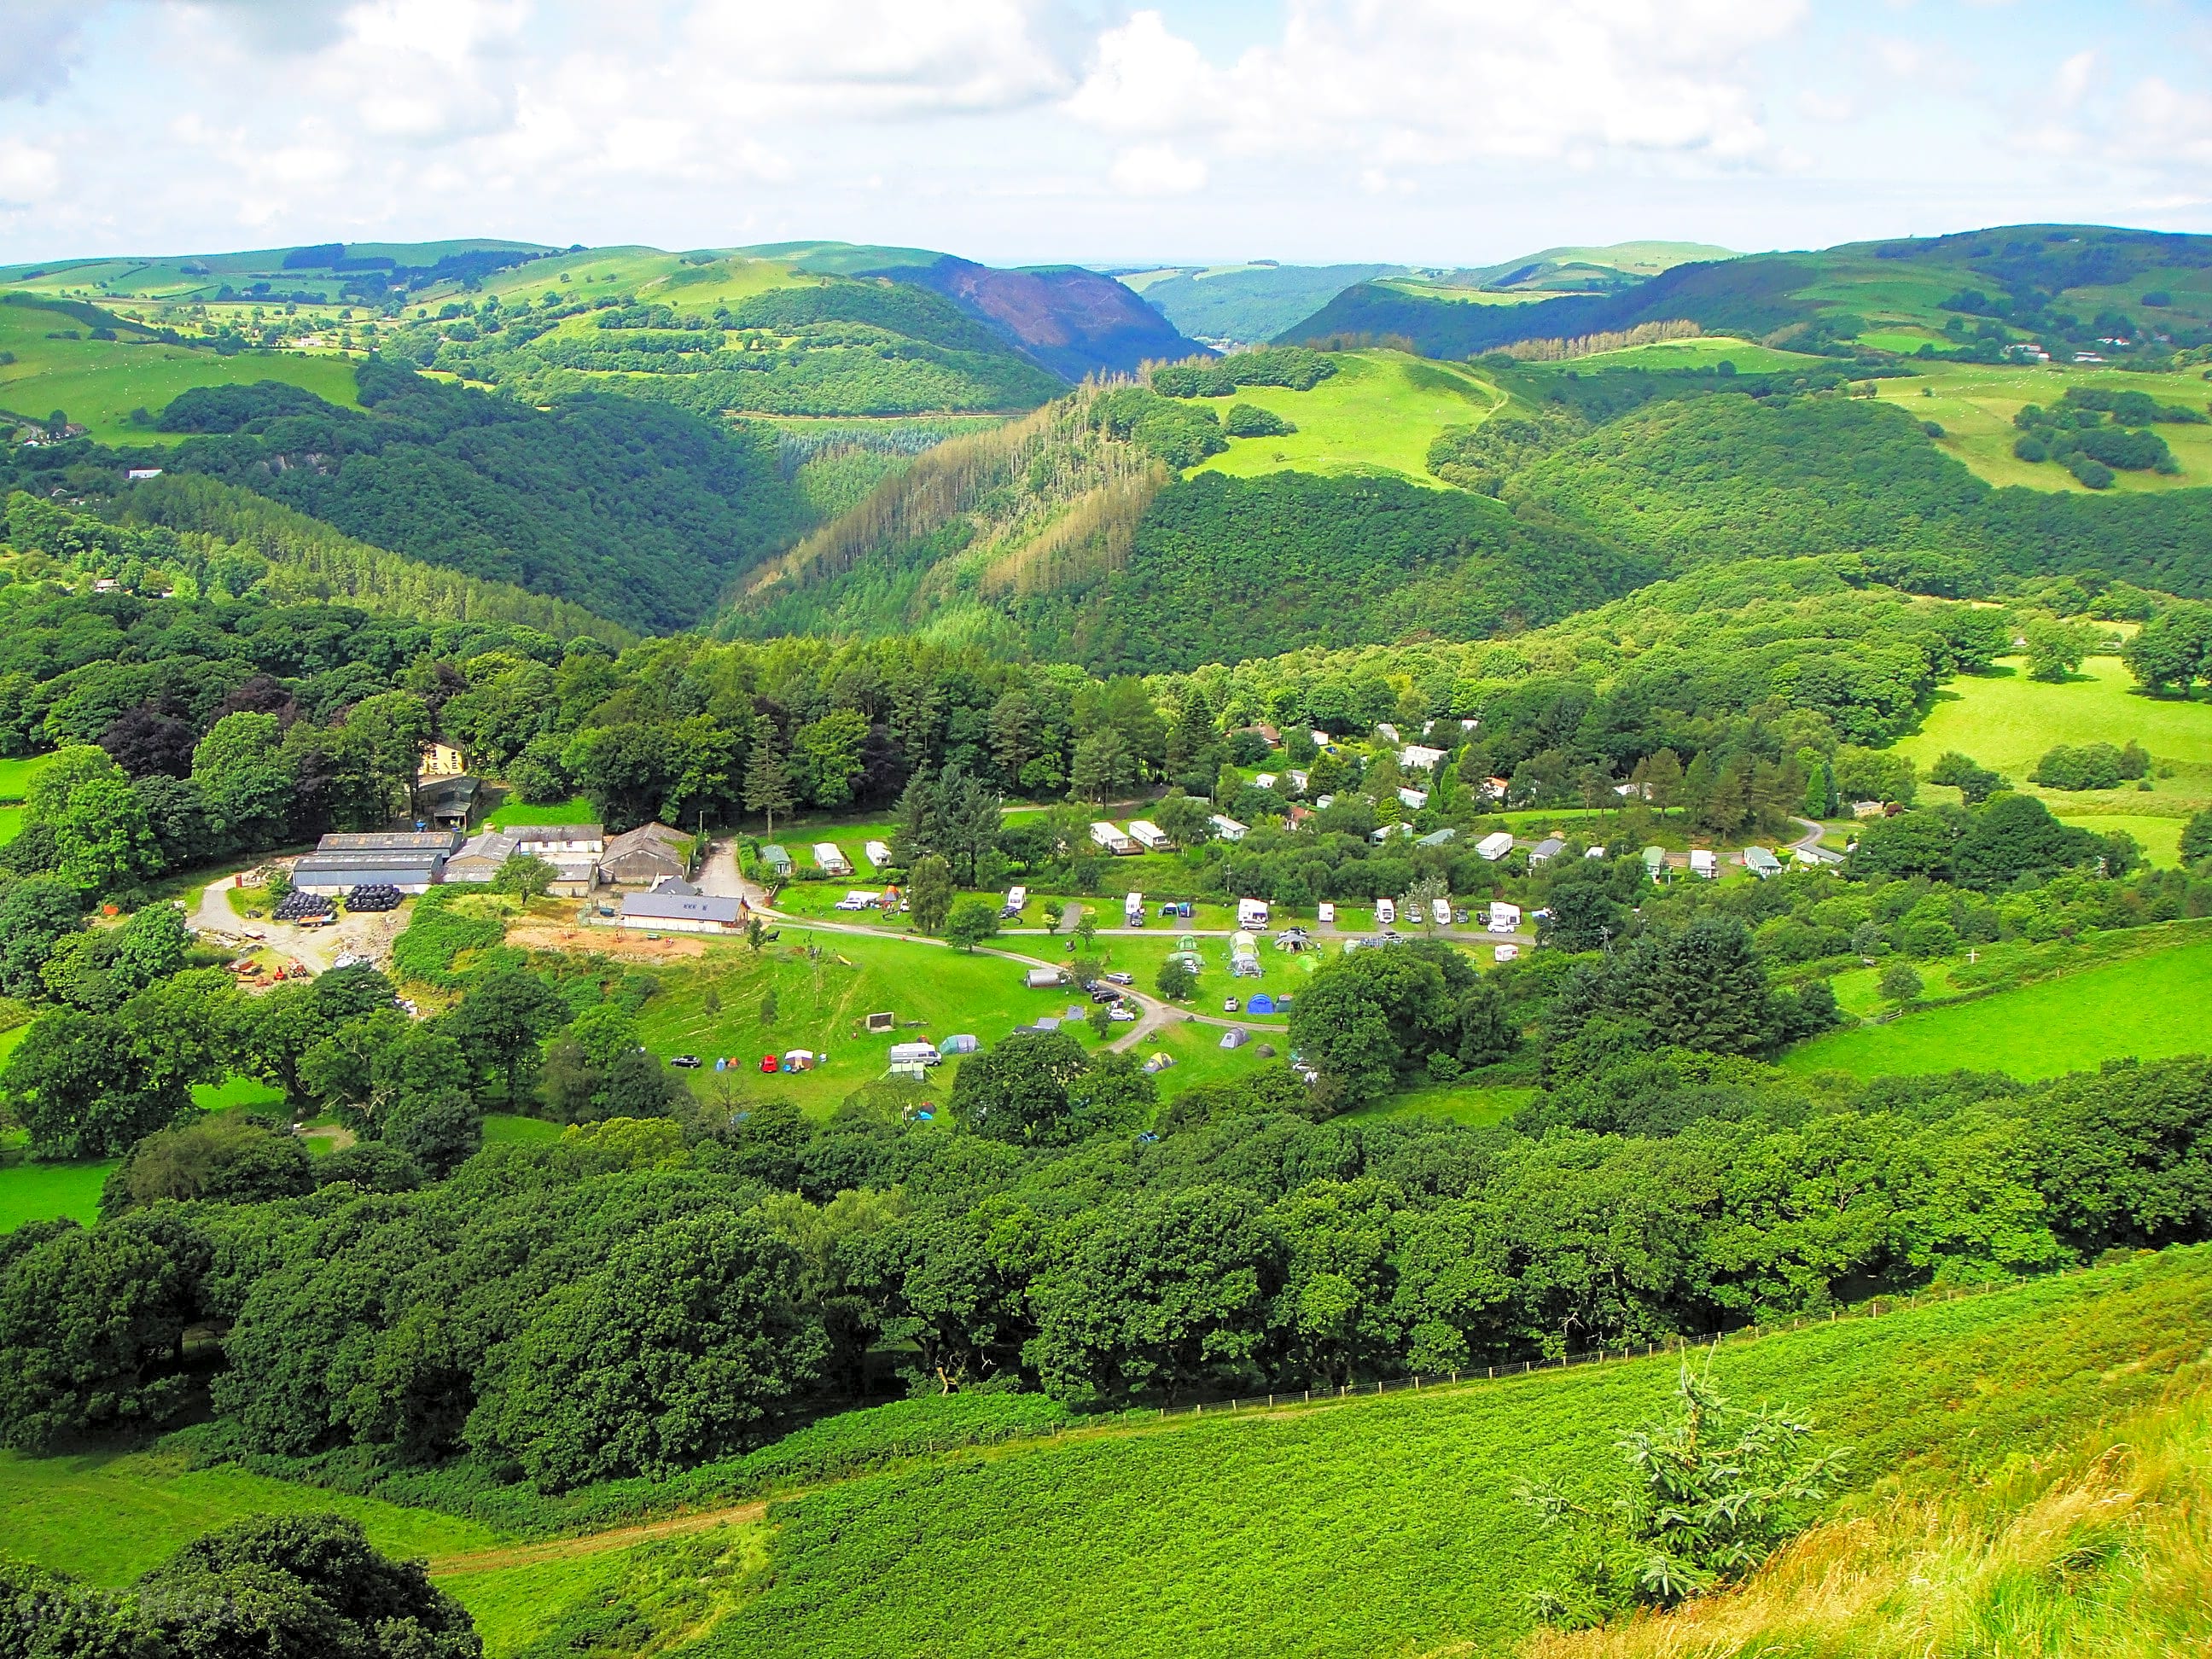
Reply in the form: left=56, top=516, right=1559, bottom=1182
left=1224, top=402, right=1295, bottom=439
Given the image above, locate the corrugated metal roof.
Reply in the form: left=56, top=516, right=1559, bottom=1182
left=619, top=891, right=741, bottom=923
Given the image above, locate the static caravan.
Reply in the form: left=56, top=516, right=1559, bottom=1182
left=1209, top=815, right=1249, bottom=843
left=1003, top=885, right=1027, bottom=917
left=1126, top=819, right=1172, bottom=852
left=1744, top=847, right=1783, bottom=880
left=812, top=842, right=853, bottom=876
left=1641, top=846, right=1668, bottom=882
left=888, top=1041, right=941, bottom=1068
left=1431, top=898, right=1453, bottom=928
left=1124, top=890, right=1145, bottom=926
left=1237, top=897, right=1270, bottom=929
left=1476, top=831, right=1516, bottom=862
left=1398, top=744, right=1447, bottom=771
left=1254, top=773, right=1278, bottom=790
left=1528, top=837, right=1566, bottom=867
left=1487, top=900, right=1522, bottom=933
left=1090, top=821, right=1138, bottom=856
left=1689, top=848, right=1719, bottom=880
left=1397, top=787, right=1429, bottom=811
left=760, top=844, right=794, bottom=877
left=864, top=840, right=894, bottom=870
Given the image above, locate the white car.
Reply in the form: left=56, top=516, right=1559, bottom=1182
left=1109, top=1007, right=1137, bottom=1022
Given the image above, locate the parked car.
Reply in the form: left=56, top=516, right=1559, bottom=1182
left=1109, top=1007, right=1137, bottom=1022
left=1090, top=988, right=1121, bottom=1004
left=1104, top=971, right=1134, bottom=985
left=1223, top=997, right=1239, bottom=1012
left=669, top=1055, right=701, bottom=1069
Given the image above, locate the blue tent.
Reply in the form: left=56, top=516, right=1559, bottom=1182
left=1246, top=993, right=1278, bottom=1015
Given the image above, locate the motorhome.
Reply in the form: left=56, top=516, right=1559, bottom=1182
left=1487, top=900, right=1522, bottom=933
left=1237, top=897, right=1270, bottom=929
left=888, top=1041, right=942, bottom=1068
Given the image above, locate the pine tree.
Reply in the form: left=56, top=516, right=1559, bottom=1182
left=742, top=717, right=795, bottom=837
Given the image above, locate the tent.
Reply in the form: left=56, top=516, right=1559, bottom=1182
left=942, top=1033, right=980, bottom=1055
left=1220, top=1027, right=1249, bottom=1049
left=1246, top=993, right=1278, bottom=1015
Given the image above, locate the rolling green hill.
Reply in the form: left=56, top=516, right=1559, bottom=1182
left=1279, top=223, right=2212, bottom=365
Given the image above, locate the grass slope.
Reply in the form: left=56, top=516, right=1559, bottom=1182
left=1187, top=350, right=1502, bottom=486
left=0, top=300, right=359, bottom=443
left=1783, top=935, right=2212, bottom=1080
left=676, top=1248, right=2212, bottom=1659
left=0, top=1443, right=503, bottom=1586
left=1897, top=655, right=2212, bottom=825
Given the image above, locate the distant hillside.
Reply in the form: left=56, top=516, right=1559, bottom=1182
left=800, top=247, right=1209, bottom=379
left=719, top=381, right=1650, bottom=672
left=1280, top=224, right=2212, bottom=364
left=1119, top=263, right=1406, bottom=347
left=148, top=363, right=812, bottom=631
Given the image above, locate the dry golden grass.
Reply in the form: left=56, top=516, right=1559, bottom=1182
left=1516, top=1372, right=2212, bottom=1659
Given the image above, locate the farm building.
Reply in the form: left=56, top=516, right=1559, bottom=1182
left=617, top=889, right=743, bottom=933
left=1398, top=744, right=1447, bottom=771
left=602, top=823, right=693, bottom=886
left=760, top=844, right=794, bottom=876
left=1476, top=831, right=1516, bottom=861
left=1126, top=820, right=1172, bottom=851
left=418, top=774, right=482, bottom=830
left=291, top=830, right=463, bottom=895
left=509, top=824, right=605, bottom=858
left=1209, top=814, right=1249, bottom=842
left=864, top=840, right=894, bottom=870
left=1744, top=847, right=1784, bottom=879
left=813, top=842, right=853, bottom=876
left=1689, top=848, right=1719, bottom=879
left=1090, top=821, right=1138, bottom=855
left=445, top=830, right=517, bottom=883
left=1528, top=836, right=1566, bottom=866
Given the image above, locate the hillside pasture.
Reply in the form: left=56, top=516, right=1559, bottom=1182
left=1896, top=655, right=2212, bottom=826
left=0, top=1152, right=113, bottom=1231
left=1874, top=358, right=2212, bottom=492
left=1543, top=335, right=1822, bottom=375
left=0, top=303, right=360, bottom=441
left=1782, top=934, right=2212, bottom=1080
left=1189, top=350, right=1503, bottom=486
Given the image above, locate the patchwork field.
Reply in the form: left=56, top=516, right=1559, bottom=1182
left=1875, top=358, right=2212, bottom=493
left=1896, top=654, right=2212, bottom=838
left=1188, top=350, right=1503, bottom=486
left=0, top=302, right=361, bottom=441
left=1546, top=336, right=1821, bottom=375
left=1783, top=934, right=2212, bottom=1080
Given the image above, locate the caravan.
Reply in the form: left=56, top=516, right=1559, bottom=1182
left=1089, top=821, right=1138, bottom=856
left=1237, top=897, right=1270, bottom=930
left=1126, top=819, right=1172, bottom=852
left=812, top=842, right=853, bottom=876
left=1375, top=897, right=1396, bottom=927
left=1003, top=885, right=1027, bottom=918
left=1123, top=890, right=1145, bottom=926
left=1431, top=898, right=1453, bottom=928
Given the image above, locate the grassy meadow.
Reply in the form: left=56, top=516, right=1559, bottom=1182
left=1783, top=933, right=2212, bottom=1080
left=1876, top=358, right=2212, bottom=493
left=0, top=302, right=361, bottom=441
left=1896, top=654, right=2212, bottom=841
left=1188, top=349, right=1503, bottom=486
left=1549, top=336, right=1821, bottom=375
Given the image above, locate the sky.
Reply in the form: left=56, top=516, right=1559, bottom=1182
left=2, top=0, right=2210, bottom=270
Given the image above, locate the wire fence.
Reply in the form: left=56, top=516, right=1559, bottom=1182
left=1136, top=1270, right=2084, bottom=1425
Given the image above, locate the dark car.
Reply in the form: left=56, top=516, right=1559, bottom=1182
left=1090, top=988, right=1121, bottom=1004
left=669, top=1055, right=701, bottom=1069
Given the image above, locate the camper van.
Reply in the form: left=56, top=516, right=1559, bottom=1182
left=1124, top=891, right=1144, bottom=926
left=1003, top=885, right=1027, bottom=918
left=1316, top=901, right=1336, bottom=924
left=1089, top=821, right=1138, bottom=855
left=1237, top=897, right=1270, bottom=930
left=1375, top=898, right=1396, bottom=927
left=888, top=1041, right=941, bottom=1068
left=1487, top=900, right=1522, bottom=933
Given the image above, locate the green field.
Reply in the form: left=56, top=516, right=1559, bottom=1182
left=1548, top=335, right=1823, bottom=375
left=1875, top=358, right=2212, bottom=493
left=0, top=303, right=362, bottom=441
left=0, top=754, right=52, bottom=845
left=1188, top=350, right=1502, bottom=486
left=483, top=794, right=602, bottom=830
left=1897, top=655, right=2212, bottom=834
left=655, top=1249, right=2207, bottom=1659
left=1784, top=936, right=2212, bottom=1080
left=0, top=1155, right=113, bottom=1231
left=0, top=1444, right=502, bottom=1586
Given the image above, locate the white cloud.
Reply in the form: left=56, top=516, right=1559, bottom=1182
left=0, top=139, right=61, bottom=205
left=1109, top=142, right=1205, bottom=195
left=2053, top=49, right=2098, bottom=109
left=0, top=0, right=92, bottom=101
left=1068, top=0, right=1807, bottom=173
